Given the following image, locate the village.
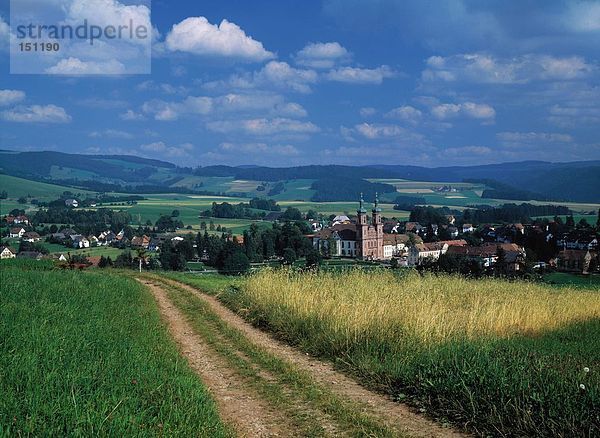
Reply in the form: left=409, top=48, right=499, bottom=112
left=1, top=194, right=598, bottom=276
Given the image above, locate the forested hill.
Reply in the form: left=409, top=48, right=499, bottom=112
left=1, top=150, right=598, bottom=202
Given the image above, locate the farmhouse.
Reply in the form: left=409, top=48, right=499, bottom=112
left=408, top=240, right=468, bottom=266
left=0, top=246, right=16, bottom=259
left=5, top=215, right=29, bottom=225
left=22, top=231, right=41, bottom=243
left=447, top=243, right=526, bottom=269
left=9, top=227, right=26, bottom=238
left=555, top=250, right=599, bottom=274
left=64, top=199, right=79, bottom=208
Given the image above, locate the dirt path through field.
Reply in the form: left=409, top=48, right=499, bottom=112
left=138, top=279, right=294, bottom=437
left=154, top=277, right=467, bottom=438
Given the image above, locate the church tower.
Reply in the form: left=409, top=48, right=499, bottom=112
left=372, top=192, right=384, bottom=259
left=356, top=193, right=384, bottom=260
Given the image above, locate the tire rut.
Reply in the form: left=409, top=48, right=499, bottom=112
left=138, top=279, right=295, bottom=437
left=158, top=277, right=468, bottom=438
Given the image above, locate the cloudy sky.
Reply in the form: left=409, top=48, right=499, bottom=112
left=1, top=0, right=599, bottom=167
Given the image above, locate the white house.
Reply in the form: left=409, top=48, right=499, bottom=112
left=462, top=224, right=474, bottom=233
left=22, top=232, right=41, bottom=243
left=71, top=235, right=90, bottom=248
left=9, top=227, right=26, bottom=238
left=383, top=234, right=409, bottom=260
left=0, top=246, right=16, bottom=259
left=65, top=199, right=79, bottom=208
left=408, top=240, right=468, bottom=266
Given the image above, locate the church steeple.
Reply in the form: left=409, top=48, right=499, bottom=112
left=372, top=192, right=382, bottom=225
left=357, top=192, right=368, bottom=225
left=372, top=192, right=381, bottom=213
left=357, top=192, right=367, bottom=214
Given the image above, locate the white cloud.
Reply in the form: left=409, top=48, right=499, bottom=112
left=219, top=142, right=300, bottom=156
left=326, top=65, right=395, bottom=84
left=120, top=109, right=146, bottom=121
left=348, top=123, right=426, bottom=145
left=139, top=141, right=194, bottom=157
left=89, top=129, right=133, bottom=139
left=205, top=61, right=318, bottom=94
left=136, top=80, right=189, bottom=95
left=431, top=102, right=495, bottom=121
left=165, top=17, right=274, bottom=62
left=359, top=107, right=376, bottom=117
left=497, top=131, right=574, bottom=148
left=0, top=90, right=26, bottom=107
left=141, top=92, right=307, bottom=121
left=295, top=42, right=350, bottom=69
left=422, top=53, right=595, bottom=84
left=45, top=57, right=126, bottom=75
left=206, top=118, right=319, bottom=136
left=385, top=105, right=422, bottom=125
left=1, top=105, right=72, bottom=123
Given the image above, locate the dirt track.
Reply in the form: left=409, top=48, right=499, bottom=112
left=139, top=277, right=467, bottom=438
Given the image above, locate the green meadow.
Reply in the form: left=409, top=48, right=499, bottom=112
left=0, top=261, right=230, bottom=436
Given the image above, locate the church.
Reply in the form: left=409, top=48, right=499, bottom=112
left=311, top=194, right=386, bottom=260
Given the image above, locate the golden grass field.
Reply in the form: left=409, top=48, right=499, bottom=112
left=245, top=269, right=600, bottom=344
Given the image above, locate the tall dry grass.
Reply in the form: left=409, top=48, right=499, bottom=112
left=245, top=269, right=600, bottom=344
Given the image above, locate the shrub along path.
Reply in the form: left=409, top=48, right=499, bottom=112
left=138, top=276, right=466, bottom=437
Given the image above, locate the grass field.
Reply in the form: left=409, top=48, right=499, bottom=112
left=0, top=260, right=230, bottom=436
left=168, top=269, right=600, bottom=437
left=0, top=174, right=96, bottom=201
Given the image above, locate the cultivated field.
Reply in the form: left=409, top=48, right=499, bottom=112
left=0, top=261, right=230, bottom=436
left=172, top=269, right=600, bottom=437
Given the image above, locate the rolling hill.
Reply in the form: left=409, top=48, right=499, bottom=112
left=1, top=150, right=599, bottom=203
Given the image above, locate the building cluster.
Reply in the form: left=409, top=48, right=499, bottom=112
left=308, top=195, right=599, bottom=275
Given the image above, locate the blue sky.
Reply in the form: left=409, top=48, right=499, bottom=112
left=1, top=0, right=599, bottom=167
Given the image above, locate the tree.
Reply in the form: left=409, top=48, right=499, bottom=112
left=597, top=208, right=600, bottom=228
left=305, top=248, right=322, bottom=269
left=0, top=190, right=7, bottom=199
left=389, top=258, right=399, bottom=269
left=17, top=197, right=27, bottom=204
left=494, top=246, right=507, bottom=276
left=221, top=251, right=250, bottom=275
left=281, top=207, right=302, bottom=221
left=282, top=247, right=297, bottom=265
left=171, top=209, right=180, bottom=217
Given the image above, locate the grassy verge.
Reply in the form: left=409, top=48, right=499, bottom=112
left=164, top=269, right=600, bottom=437
left=0, top=261, right=231, bottom=436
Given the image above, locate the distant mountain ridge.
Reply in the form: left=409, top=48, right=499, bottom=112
left=0, top=150, right=598, bottom=203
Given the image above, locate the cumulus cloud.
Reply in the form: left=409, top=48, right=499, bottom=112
left=431, top=102, right=495, bottom=121
left=120, top=109, right=146, bottom=121
left=385, top=105, right=422, bottom=125
left=206, top=118, right=320, bottom=136
left=497, top=131, right=574, bottom=148
left=139, top=141, right=194, bottom=157
left=422, top=53, right=595, bottom=84
left=219, top=142, right=300, bottom=156
left=205, top=61, right=318, bottom=94
left=45, top=58, right=126, bottom=75
left=326, top=65, right=395, bottom=84
left=165, top=17, right=274, bottom=62
left=295, top=42, right=350, bottom=68
left=89, top=129, right=133, bottom=139
left=141, top=92, right=307, bottom=121
left=359, top=107, right=376, bottom=117
left=0, top=90, right=26, bottom=107
left=346, top=123, right=426, bottom=145
left=1, top=105, right=72, bottom=123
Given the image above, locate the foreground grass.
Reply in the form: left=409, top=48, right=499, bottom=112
left=168, top=270, right=600, bottom=437
left=0, top=262, right=230, bottom=436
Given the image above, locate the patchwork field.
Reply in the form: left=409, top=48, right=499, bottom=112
left=169, top=270, right=600, bottom=437
left=0, top=261, right=230, bottom=436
